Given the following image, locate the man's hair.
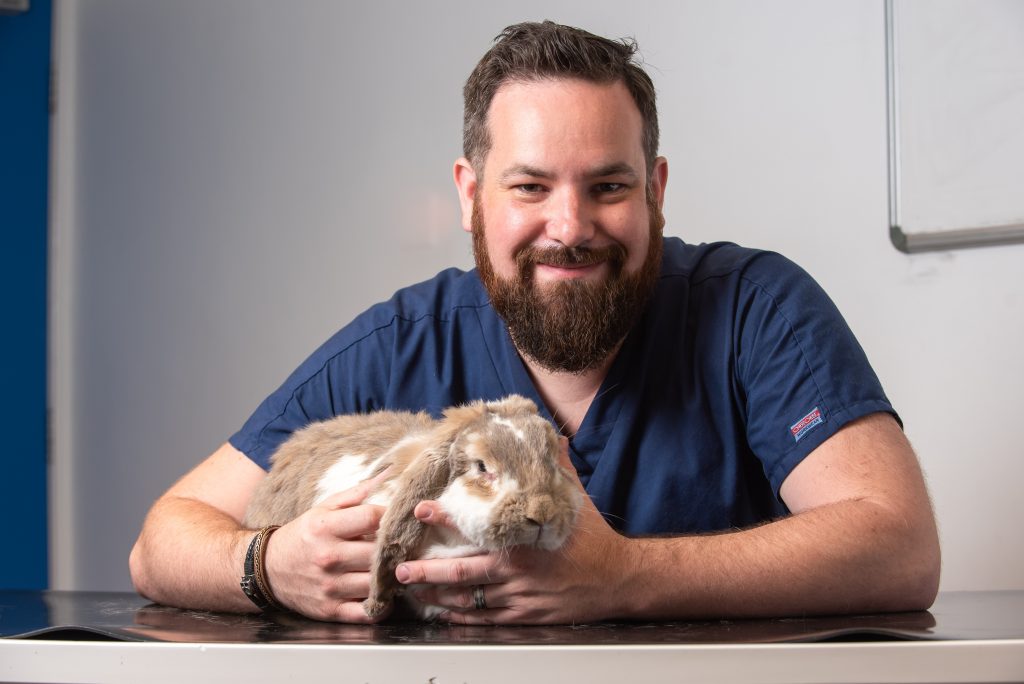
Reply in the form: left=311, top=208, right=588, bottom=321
left=463, top=21, right=659, bottom=179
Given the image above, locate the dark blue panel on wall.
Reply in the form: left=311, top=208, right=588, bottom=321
left=0, top=0, right=52, bottom=589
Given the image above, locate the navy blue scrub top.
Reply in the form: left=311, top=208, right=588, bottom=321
left=230, top=238, right=897, bottom=535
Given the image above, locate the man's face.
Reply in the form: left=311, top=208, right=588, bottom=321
left=460, top=78, right=667, bottom=374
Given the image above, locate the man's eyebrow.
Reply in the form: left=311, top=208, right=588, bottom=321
left=586, top=162, right=639, bottom=180
left=498, top=162, right=640, bottom=183
left=498, top=165, right=552, bottom=182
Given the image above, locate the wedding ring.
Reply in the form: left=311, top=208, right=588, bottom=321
left=472, top=585, right=487, bottom=610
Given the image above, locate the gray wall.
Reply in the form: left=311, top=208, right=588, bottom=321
left=50, top=0, right=1024, bottom=593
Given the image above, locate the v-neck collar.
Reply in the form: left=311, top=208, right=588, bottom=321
left=472, top=299, right=635, bottom=485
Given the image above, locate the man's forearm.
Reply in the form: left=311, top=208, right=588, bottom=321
left=622, top=497, right=940, bottom=620
left=130, top=495, right=256, bottom=613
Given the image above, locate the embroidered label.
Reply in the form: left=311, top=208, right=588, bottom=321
left=790, top=407, right=823, bottom=442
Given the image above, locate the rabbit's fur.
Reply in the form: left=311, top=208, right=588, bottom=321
left=243, top=395, right=582, bottom=619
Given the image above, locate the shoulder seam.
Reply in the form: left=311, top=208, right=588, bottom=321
left=252, top=302, right=491, bottom=450
left=735, top=272, right=830, bottom=436
left=660, top=250, right=779, bottom=289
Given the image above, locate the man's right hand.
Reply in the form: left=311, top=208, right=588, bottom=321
left=130, top=443, right=391, bottom=624
left=262, top=474, right=388, bottom=623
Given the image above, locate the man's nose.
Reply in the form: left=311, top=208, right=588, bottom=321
left=545, top=188, right=594, bottom=248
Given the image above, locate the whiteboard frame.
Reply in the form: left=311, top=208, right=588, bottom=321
left=884, top=0, right=1024, bottom=254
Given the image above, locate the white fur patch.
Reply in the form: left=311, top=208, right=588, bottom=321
left=313, top=435, right=425, bottom=505
left=313, top=454, right=383, bottom=505
left=491, top=415, right=526, bottom=441
left=364, top=479, right=398, bottom=506
left=435, top=474, right=522, bottom=549
left=463, top=433, right=485, bottom=459
left=416, top=603, right=447, bottom=620
left=498, top=475, right=521, bottom=501
left=436, top=480, right=495, bottom=547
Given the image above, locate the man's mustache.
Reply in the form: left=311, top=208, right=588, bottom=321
left=515, top=244, right=627, bottom=271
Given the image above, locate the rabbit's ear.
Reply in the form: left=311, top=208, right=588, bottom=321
left=363, top=441, right=455, bottom=618
left=440, top=398, right=490, bottom=429
left=486, top=394, right=538, bottom=417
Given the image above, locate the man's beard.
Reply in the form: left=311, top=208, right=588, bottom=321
left=473, top=193, right=664, bottom=375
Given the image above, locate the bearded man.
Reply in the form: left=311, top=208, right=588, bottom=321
left=131, top=21, right=940, bottom=624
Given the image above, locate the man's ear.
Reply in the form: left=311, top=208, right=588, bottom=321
left=650, top=156, right=669, bottom=210
left=453, top=157, right=478, bottom=233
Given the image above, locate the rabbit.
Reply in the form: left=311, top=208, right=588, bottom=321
left=243, top=394, right=583, bottom=620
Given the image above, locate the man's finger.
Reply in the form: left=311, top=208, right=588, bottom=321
left=320, top=467, right=394, bottom=510
left=395, top=554, right=497, bottom=587
left=412, top=500, right=457, bottom=529
left=557, top=437, right=589, bottom=494
left=319, top=503, right=386, bottom=540
left=312, top=539, right=378, bottom=572
left=325, top=597, right=387, bottom=624
left=557, top=436, right=572, bottom=470
left=440, top=607, right=523, bottom=626
left=414, top=582, right=510, bottom=612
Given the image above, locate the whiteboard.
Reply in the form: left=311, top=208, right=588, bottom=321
left=886, top=0, right=1024, bottom=252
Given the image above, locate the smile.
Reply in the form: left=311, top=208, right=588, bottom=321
left=534, top=261, right=607, bottom=281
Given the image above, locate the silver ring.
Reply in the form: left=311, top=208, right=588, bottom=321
left=472, top=585, right=487, bottom=610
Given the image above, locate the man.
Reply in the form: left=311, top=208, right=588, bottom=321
left=130, top=21, right=940, bottom=625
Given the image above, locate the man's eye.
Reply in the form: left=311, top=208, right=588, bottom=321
left=595, top=182, right=625, bottom=193
left=516, top=184, right=544, bottom=194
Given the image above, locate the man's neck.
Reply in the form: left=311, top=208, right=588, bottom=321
left=519, top=349, right=618, bottom=438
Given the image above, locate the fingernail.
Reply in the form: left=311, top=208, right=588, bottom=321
left=396, top=564, right=410, bottom=583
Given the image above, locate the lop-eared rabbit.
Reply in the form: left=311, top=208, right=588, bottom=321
left=244, top=395, right=582, bottom=618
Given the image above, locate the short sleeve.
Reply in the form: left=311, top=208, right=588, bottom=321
left=227, top=267, right=498, bottom=470
left=734, top=253, right=899, bottom=497
left=228, top=311, right=395, bottom=470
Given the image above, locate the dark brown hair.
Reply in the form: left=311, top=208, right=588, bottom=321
left=463, top=21, right=659, bottom=180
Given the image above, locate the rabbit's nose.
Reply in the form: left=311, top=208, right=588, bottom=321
left=526, top=498, right=553, bottom=522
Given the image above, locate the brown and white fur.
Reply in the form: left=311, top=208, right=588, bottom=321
left=243, top=395, right=582, bottom=619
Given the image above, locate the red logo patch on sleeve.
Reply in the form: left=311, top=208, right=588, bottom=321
left=790, top=407, right=823, bottom=442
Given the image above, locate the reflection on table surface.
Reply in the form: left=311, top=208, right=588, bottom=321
left=2, top=590, right=1023, bottom=644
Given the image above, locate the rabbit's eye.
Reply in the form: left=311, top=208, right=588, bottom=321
left=476, top=460, right=487, bottom=474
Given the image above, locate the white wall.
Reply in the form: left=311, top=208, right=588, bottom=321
left=51, top=0, right=1024, bottom=593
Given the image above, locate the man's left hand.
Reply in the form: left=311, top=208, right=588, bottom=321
left=393, top=440, right=636, bottom=625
